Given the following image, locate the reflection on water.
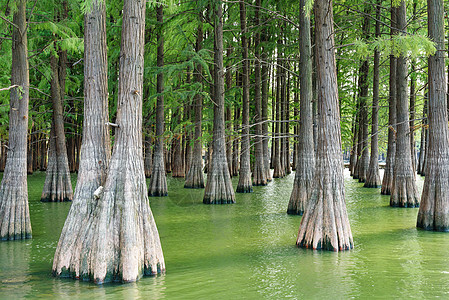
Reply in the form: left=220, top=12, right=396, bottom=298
left=2, top=170, right=449, bottom=298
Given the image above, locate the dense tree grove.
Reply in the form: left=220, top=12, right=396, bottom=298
left=0, top=0, right=448, bottom=283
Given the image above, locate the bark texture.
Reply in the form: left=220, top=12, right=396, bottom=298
left=288, top=0, right=315, bottom=215
left=236, top=0, right=252, bottom=193
left=297, top=0, right=353, bottom=251
left=54, top=0, right=165, bottom=283
left=53, top=0, right=110, bottom=278
left=148, top=5, right=168, bottom=196
left=390, top=0, right=419, bottom=207
left=203, top=2, right=235, bottom=204
left=0, top=0, right=32, bottom=240
left=417, top=0, right=449, bottom=230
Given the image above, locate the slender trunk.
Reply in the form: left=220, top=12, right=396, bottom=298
left=364, top=1, right=381, bottom=188
left=231, top=106, right=240, bottom=177
left=381, top=4, right=397, bottom=195
left=0, top=0, right=32, bottom=240
left=225, top=51, right=233, bottom=177
left=144, top=135, right=153, bottom=178
left=410, top=63, right=416, bottom=171
left=27, top=129, right=33, bottom=175
left=185, top=22, right=205, bottom=188
left=236, top=0, right=252, bottom=193
left=288, top=0, right=315, bottom=215
left=417, top=95, right=427, bottom=175
left=261, top=37, right=271, bottom=181
left=417, top=0, right=449, bottom=230
left=149, top=5, right=168, bottom=196
left=390, top=0, right=419, bottom=207
left=252, top=0, right=266, bottom=186
left=273, top=47, right=284, bottom=178
left=297, top=0, right=353, bottom=251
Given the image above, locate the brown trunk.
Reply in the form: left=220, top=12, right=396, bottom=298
left=149, top=5, right=168, bottom=196
left=0, top=0, right=32, bottom=240
left=39, top=133, right=47, bottom=171
left=417, top=0, right=449, bottom=230
left=55, top=0, right=164, bottom=282
left=236, top=0, right=252, bottom=193
left=410, top=63, right=417, bottom=171
left=27, top=128, right=34, bottom=175
left=252, top=0, right=267, bottom=186
left=144, top=136, right=153, bottom=178
left=288, top=0, right=315, bottom=215
left=172, top=132, right=185, bottom=177
left=41, top=54, right=73, bottom=202
left=273, top=49, right=284, bottom=178
left=261, top=32, right=271, bottom=181
left=390, top=0, right=419, bottom=207
left=417, top=95, right=427, bottom=175
left=203, top=2, right=235, bottom=203
left=231, top=106, right=240, bottom=177
left=185, top=21, right=205, bottom=188
left=283, top=66, right=291, bottom=175
left=364, top=1, right=381, bottom=188
left=225, top=53, right=233, bottom=177
left=297, top=0, right=353, bottom=251
left=381, top=4, right=397, bottom=195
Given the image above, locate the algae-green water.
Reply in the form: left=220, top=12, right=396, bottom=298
left=1, top=169, right=449, bottom=299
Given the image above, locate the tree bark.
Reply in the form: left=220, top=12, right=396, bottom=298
left=236, top=0, right=252, bottom=193
left=252, top=0, right=267, bottom=186
left=53, top=0, right=111, bottom=278
left=203, top=1, right=235, bottom=204
left=417, top=95, right=427, bottom=175
left=297, top=0, right=353, bottom=251
left=41, top=54, right=74, bottom=202
left=231, top=106, right=240, bottom=177
left=381, top=4, right=397, bottom=195
left=0, top=0, right=32, bottom=240
left=364, top=1, right=381, bottom=188
left=261, top=34, right=271, bottom=181
left=272, top=48, right=284, bottom=178
left=417, top=0, right=449, bottom=230
left=149, top=5, right=168, bottom=196
left=288, top=0, right=315, bottom=215
left=390, top=0, right=419, bottom=207
left=185, top=21, right=205, bottom=188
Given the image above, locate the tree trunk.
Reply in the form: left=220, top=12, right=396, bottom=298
left=53, top=0, right=111, bottom=278
left=272, top=50, right=284, bottom=178
left=231, top=106, right=240, bottom=177
left=236, top=0, right=252, bottom=193
left=185, top=21, right=205, bottom=188
left=288, top=0, right=315, bottom=215
left=203, top=2, right=235, bottom=204
left=144, top=135, right=153, bottom=178
left=390, top=0, right=419, bottom=207
left=417, top=95, right=427, bottom=175
left=149, top=5, right=168, bottom=196
left=381, top=5, right=397, bottom=195
left=297, top=0, right=353, bottom=251
left=27, top=129, right=34, bottom=175
left=417, top=0, right=449, bottom=230
left=410, top=63, right=417, bottom=171
left=261, top=36, right=271, bottom=181
left=0, top=0, right=32, bottom=240
left=225, top=55, right=233, bottom=177
left=41, top=54, right=74, bottom=202
left=364, top=1, right=381, bottom=188
left=252, top=0, right=267, bottom=186
left=55, top=0, right=165, bottom=283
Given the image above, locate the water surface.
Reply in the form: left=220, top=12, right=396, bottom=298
left=1, top=170, right=448, bottom=299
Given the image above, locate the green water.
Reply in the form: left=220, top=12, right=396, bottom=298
left=1, top=170, right=449, bottom=299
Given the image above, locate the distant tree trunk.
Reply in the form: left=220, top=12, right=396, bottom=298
left=144, top=135, right=153, bottom=178
left=272, top=51, right=284, bottom=178
left=349, top=116, right=358, bottom=176
left=0, top=0, right=32, bottom=240
left=172, top=107, right=185, bottom=177
left=390, top=0, right=419, bottom=207
left=231, top=106, right=240, bottom=177
left=149, top=5, right=168, bottom=196
left=183, top=91, right=192, bottom=176
left=185, top=22, right=205, bottom=188
left=236, top=0, right=252, bottom=193
left=261, top=54, right=271, bottom=181
left=53, top=0, right=111, bottom=278
left=297, top=0, right=353, bottom=251
left=27, top=129, right=34, bottom=175
left=364, top=1, right=381, bottom=188
left=417, top=96, right=427, bottom=175
left=417, top=0, right=449, bottom=230
left=225, top=53, right=233, bottom=177
left=203, top=2, right=235, bottom=203
left=40, top=134, right=47, bottom=171
left=283, top=66, right=291, bottom=175
left=410, top=63, right=417, bottom=171
left=381, top=5, right=397, bottom=195
left=288, top=0, right=315, bottom=215
left=0, top=140, right=5, bottom=172
left=55, top=0, right=165, bottom=283
left=252, top=0, right=267, bottom=186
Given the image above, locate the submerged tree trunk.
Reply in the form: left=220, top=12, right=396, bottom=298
left=41, top=54, right=73, bottom=202
left=185, top=22, right=205, bottom=188
left=287, top=0, right=315, bottom=215
left=272, top=52, right=284, bottom=178
left=0, top=0, right=32, bottom=240
left=236, top=0, right=252, bottom=193
left=381, top=5, right=397, bottom=195
left=297, top=0, right=353, bottom=251
left=55, top=0, right=165, bottom=283
left=390, top=0, right=419, bottom=207
left=149, top=5, right=168, bottom=196
left=252, top=0, right=267, bottom=186
left=53, top=0, right=110, bottom=278
left=203, top=2, right=235, bottom=204
left=364, top=1, right=381, bottom=188
left=231, top=106, right=240, bottom=177
left=417, top=96, right=427, bottom=175
left=417, top=0, right=449, bottom=230
left=261, top=35, right=271, bottom=181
